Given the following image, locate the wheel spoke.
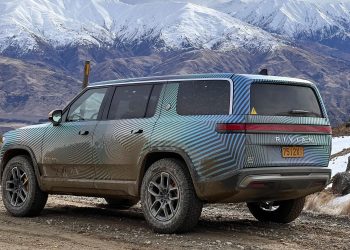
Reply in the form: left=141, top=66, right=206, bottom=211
left=21, top=186, right=28, bottom=196
left=155, top=205, right=162, bottom=217
left=163, top=205, right=170, bottom=219
left=14, top=195, right=19, bottom=206
left=167, top=202, right=175, bottom=215
left=150, top=199, right=160, bottom=211
left=18, top=190, right=26, bottom=202
left=148, top=181, right=161, bottom=197
left=10, top=193, right=17, bottom=206
left=11, top=167, right=19, bottom=180
left=160, top=172, right=169, bottom=189
left=5, top=181, right=14, bottom=192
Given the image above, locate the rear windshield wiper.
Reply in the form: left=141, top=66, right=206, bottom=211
left=275, top=110, right=321, bottom=117
left=289, top=109, right=311, bottom=115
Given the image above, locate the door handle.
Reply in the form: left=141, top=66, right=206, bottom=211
left=79, top=130, right=89, bottom=135
left=131, top=129, right=143, bottom=134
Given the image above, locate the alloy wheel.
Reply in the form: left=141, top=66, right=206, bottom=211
left=147, top=172, right=180, bottom=221
left=5, top=165, right=29, bottom=207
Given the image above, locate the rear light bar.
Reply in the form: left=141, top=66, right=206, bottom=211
left=216, top=123, right=332, bottom=134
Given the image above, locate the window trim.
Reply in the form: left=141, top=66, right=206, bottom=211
left=90, top=78, right=234, bottom=115
left=63, top=86, right=110, bottom=123
left=105, top=83, right=163, bottom=121
left=250, top=82, right=325, bottom=118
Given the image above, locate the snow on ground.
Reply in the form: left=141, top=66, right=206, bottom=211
left=329, top=136, right=350, bottom=177
left=329, top=153, right=350, bottom=177
left=332, top=136, right=350, bottom=155
left=306, top=192, right=350, bottom=216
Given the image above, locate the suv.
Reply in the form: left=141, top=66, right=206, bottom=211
left=0, top=73, right=331, bottom=233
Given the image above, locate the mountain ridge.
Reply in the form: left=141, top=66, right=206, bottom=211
left=0, top=0, right=349, bottom=126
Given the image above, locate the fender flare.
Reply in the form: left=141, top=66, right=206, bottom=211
left=136, top=146, right=200, bottom=196
left=0, top=144, right=44, bottom=189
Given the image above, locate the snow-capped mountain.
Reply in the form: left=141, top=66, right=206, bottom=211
left=208, top=0, right=350, bottom=41
left=0, top=0, right=283, bottom=53
left=0, top=0, right=350, bottom=127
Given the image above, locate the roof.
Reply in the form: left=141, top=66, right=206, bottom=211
left=89, top=73, right=234, bottom=86
left=88, top=73, right=312, bottom=87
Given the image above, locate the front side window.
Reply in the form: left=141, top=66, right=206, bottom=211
left=67, top=88, right=107, bottom=121
left=108, top=84, right=160, bottom=120
left=250, top=83, right=323, bottom=117
left=176, top=80, right=231, bottom=115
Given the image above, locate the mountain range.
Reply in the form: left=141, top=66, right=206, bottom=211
left=0, top=0, right=349, bottom=127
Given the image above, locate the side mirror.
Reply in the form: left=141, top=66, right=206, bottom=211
left=48, top=110, right=63, bottom=126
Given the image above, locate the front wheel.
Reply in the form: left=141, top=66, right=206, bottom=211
left=247, top=197, right=305, bottom=223
left=1, top=155, right=48, bottom=217
left=141, top=158, right=203, bottom=233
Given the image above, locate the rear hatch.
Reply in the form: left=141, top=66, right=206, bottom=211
left=244, top=82, right=331, bottom=168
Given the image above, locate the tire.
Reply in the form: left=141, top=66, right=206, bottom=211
left=141, top=158, right=203, bottom=233
left=247, top=197, right=305, bottom=223
left=104, top=198, right=137, bottom=209
left=1, top=155, right=48, bottom=217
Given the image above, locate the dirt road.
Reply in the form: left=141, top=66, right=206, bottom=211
left=0, top=193, right=349, bottom=250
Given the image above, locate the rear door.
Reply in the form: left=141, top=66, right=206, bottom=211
left=152, top=79, right=246, bottom=181
left=93, top=83, right=163, bottom=196
left=245, top=82, right=332, bottom=168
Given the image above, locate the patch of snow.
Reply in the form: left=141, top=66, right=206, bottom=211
left=329, top=153, right=350, bottom=177
left=330, top=193, right=350, bottom=206
left=332, top=136, right=350, bottom=155
left=327, top=136, right=350, bottom=177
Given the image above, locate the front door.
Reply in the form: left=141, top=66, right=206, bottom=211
left=41, top=87, right=108, bottom=192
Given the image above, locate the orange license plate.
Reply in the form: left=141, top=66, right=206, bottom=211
left=282, top=147, right=304, bottom=158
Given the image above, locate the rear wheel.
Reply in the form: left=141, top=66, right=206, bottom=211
left=247, top=197, right=305, bottom=223
left=1, top=155, right=48, bottom=217
left=141, top=158, right=203, bottom=233
left=104, top=198, right=137, bottom=209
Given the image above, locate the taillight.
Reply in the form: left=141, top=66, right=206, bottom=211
left=216, top=123, right=332, bottom=134
left=216, top=123, right=246, bottom=133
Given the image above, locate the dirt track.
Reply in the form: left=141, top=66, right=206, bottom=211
left=0, top=193, right=349, bottom=250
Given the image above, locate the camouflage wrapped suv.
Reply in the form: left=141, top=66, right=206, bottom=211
left=0, top=73, right=332, bottom=233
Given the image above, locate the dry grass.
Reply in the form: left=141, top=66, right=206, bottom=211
left=305, top=190, right=334, bottom=212
left=332, top=123, right=350, bottom=137
left=305, top=190, right=350, bottom=216
left=341, top=200, right=350, bottom=214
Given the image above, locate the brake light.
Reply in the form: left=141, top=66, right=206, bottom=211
left=216, top=123, right=332, bottom=134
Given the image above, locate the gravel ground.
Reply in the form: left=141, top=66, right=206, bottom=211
left=0, top=193, right=349, bottom=250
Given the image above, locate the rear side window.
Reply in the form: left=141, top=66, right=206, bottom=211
left=177, top=80, right=231, bottom=115
left=108, top=84, right=161, bottom=120
left=250, top=83, right=323, bottom=117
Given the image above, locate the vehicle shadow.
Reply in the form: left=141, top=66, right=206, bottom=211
left=39, top=203, right=292, bottom=233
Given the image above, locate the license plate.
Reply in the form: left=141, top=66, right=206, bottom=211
left=282, top=146, right=304, bottom=158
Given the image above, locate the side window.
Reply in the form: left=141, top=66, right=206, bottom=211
left=176, top=80, right=231, bottom=115
left=108, top=84, right=160, bottom=120
left=67, top=88, right=107, bottom=122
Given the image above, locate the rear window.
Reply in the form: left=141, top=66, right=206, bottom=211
left=250, top=83, right=323, bottom=118
left=177, top=80, right=231, bottom=115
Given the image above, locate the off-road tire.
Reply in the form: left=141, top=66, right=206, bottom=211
left=141, top=158, right=203, bottom=233
left=247, top=197, right=305, bottom=223
left=1, top=155, right=48, bottom=217
left=104, top=198, right=137, bottom=209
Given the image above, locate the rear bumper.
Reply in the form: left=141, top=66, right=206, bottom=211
left=195, top=167, right=331, bottom=203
